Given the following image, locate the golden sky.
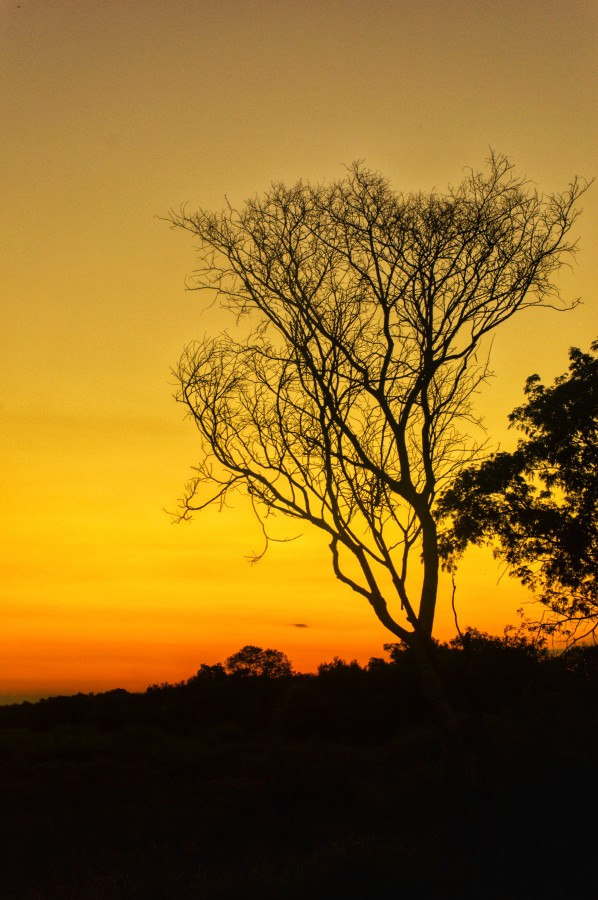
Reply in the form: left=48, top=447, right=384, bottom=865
left=1, top=0, right=597, bottom=701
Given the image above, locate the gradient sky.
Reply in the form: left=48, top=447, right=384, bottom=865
left=2, top=0, right=597, bottom=701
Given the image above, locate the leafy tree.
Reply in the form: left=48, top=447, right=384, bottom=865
left=317, top=656, right=362, bottom=675
left=225, top=645, right=294, bottom=677
left=170, top=154, right=586, bottom=729
left=188, top=663, right=227, bottom=681
left=439, top=341, right=598, bottom=643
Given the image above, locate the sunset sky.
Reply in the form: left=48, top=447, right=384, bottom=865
left=2, top=0, right=597, bottom=702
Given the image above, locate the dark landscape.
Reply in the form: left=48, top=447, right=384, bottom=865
left=1, top=633, right=596, bottom=899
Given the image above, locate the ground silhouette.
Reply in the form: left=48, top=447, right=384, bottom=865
left=1, top=635, right=596, bottom=898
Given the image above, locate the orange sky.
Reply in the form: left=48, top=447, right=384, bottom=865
left=1, top=0, right=597, bottom=701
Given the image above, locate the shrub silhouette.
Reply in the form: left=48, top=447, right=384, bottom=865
left=225, top=645, right=294, bottom=678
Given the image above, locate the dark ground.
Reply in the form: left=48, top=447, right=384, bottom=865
left=1, top=637, right=596, bottom=899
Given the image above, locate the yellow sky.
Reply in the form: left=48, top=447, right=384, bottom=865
left=1, top=0, right=597, bottom=701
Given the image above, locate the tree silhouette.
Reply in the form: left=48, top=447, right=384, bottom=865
left=225, top=645, right=294, bottom=677
left=170, top=154, right=586, bottom=730
left=439, top=340, right=598, bottom=644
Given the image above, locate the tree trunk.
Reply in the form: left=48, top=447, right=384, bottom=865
left=410, top=633, right=459, bottom=742
left=411, top=633, right=485, bottom=810
left=416, top=508, right=440, bottom=637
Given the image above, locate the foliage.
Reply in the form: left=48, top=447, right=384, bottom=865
left=189, top=662, right=227, bottom=681
left=224, top=644, right=294, bottom=677
left=170, top=154, right=585, bottom=648
left=438, top=341, right=598, bottom=643
left=317, top=656, right=362, bottom=675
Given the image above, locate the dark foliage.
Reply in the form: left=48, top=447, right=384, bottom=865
left=439, top=340, right=598, bottom=642
left=224, top=645, right=294, bottom=678
left=0, top=638, right=597, bottom=898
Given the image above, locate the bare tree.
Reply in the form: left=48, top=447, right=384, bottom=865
left=169, top=154, right=586, bottom=732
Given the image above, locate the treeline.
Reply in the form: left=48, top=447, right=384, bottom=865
left=1, top=631, right=597, bottom=898
left=2, top=631, right=596, bottom=740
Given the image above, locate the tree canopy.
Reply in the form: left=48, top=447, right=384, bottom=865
left=439, top=340, right=598, bottom=644
left=170, top=154, right=586, bottom=651
left=225, top=645, right=294, bottom=678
